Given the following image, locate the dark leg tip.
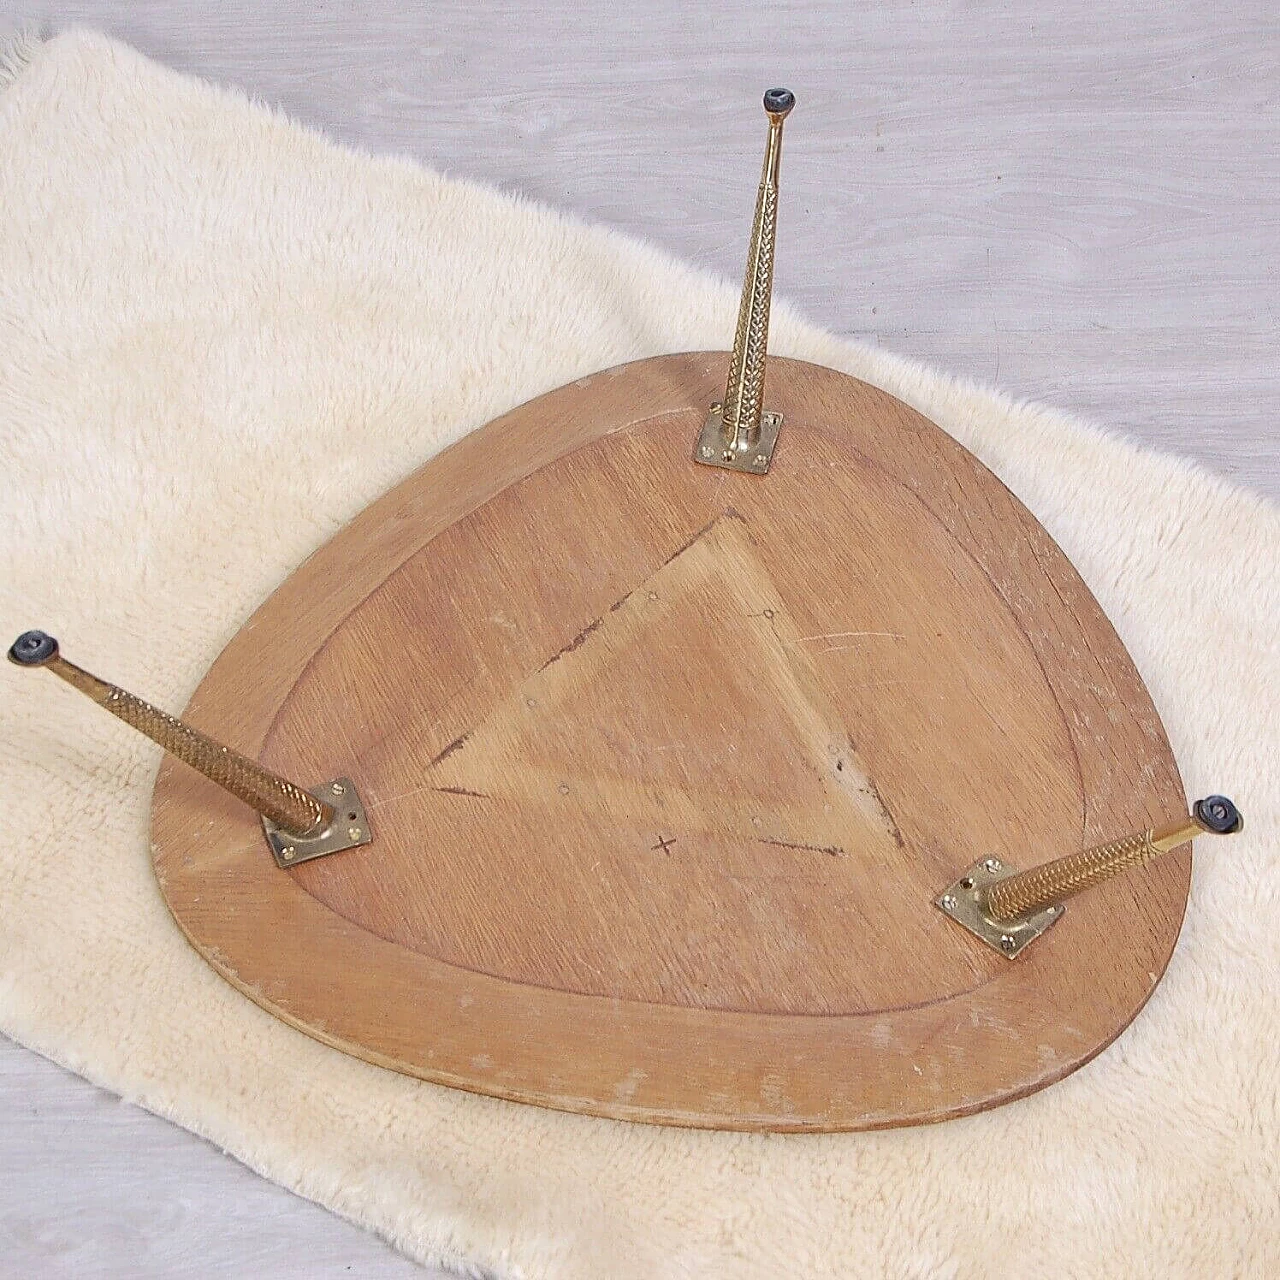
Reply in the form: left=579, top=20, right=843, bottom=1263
left=763, top=88, right=795, bottom=117
left=1193, top=795, right=1243, bottom=835
left=8, top=630, right=59, bottom=666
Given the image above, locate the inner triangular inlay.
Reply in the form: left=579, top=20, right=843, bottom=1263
left=429, top=514, right=903, bottom=858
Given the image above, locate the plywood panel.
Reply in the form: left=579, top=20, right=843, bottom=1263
left=152, top=354, right=1190, bottom=1131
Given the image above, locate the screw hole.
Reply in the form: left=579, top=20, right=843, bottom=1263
left=348, top=812, right=357, bottom=820
left=960, top=877, right=974, bottom=890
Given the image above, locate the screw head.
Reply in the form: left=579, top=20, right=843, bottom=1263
left=710, top=402, right=722, bottom=413
left=700, top=446, right=714, bottom=459
left=940, top=894, right=957, bottom=911
left=282, top=846, right=296, bottom=861
left=348, top=826, right=362, bottom=841
left=983, top=857, right=1002, bottom=873
left=1194, top=795, right=1243, bottom=835
left=754, top=454, right=767, bottom=466
left=1000, top=934, right=1017, bottom=952
left=330, top=781, right=346, bottom=796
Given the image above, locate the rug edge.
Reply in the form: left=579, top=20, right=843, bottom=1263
left=0, top=27, right=45, bottom=93
left=8, top=28, right=1278, bottom=524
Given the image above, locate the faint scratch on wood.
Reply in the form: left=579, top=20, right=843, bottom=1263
left=794, top=630, right=904, bottom=643
left=367, top=779, right=464, bottom=810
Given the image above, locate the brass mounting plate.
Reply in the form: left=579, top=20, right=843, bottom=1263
left=262, top=776, right=372, bottom=868
left=693, top=406, right=783, bottom=474
left=934, top=857, right=1064, bottom=958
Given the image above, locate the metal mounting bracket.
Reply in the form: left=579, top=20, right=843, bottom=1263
left=694, top=405, right=784, bottom=474
left=934, top=856, right=1064, bottom=958
left=263, top=777, right=373, bottom=868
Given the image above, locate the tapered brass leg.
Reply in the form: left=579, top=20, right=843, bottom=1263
left=695, top=88, right=794, bottom=475
left=985, top=799, right=1241, bottom=921
left=10, top=630, right=371, bottom=866
left=935, top=797, right=1242, bottom=956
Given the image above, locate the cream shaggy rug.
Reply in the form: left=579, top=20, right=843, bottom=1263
left=1, top=29, right=1277, bottom=1280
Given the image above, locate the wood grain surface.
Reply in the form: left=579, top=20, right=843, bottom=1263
left=152, top=354, right=1189, bottom=1131
left=1, top=1, right=1274, bottom=1274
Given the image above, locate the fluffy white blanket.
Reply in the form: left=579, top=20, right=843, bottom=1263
left=1, top=30, right=1276, bottom=1280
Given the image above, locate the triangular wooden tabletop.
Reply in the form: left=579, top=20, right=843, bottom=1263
left=152, top=354, right=1189, bottom=1130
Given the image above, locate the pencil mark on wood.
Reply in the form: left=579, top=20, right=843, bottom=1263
left=540, top=615, right=603, bottom=669
left=429, top=732, right=471, bottom=766
left=759, top=838, right=846, bottom=858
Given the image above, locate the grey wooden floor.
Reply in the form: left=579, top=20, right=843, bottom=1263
left=0, top=2, right=1276, bottom=1276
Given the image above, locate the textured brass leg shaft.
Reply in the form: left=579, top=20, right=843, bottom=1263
left=720, top=88, right=794, bottom=452
left=9, top=631, right=333, bottom=836
left=984, top=799, right=1243, bottom=922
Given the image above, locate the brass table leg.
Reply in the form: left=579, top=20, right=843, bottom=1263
left=9, top=630, right=371, bottom=866
left=695, top=88, right=794, bottom=474
left=935, top=797, right=1242, bottom=957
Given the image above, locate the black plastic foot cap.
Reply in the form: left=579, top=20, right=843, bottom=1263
left=763, top=88, right=795, bottom=117
left=8, top=630, right=59, bottom=666
left=1193, top=795, right=1243, bottom=835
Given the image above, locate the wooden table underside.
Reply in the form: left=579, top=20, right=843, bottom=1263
left=152, top=353, right=1188, bottom=1131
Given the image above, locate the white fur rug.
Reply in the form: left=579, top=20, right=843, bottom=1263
left=1, top=29, right=1277, bottom=1280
